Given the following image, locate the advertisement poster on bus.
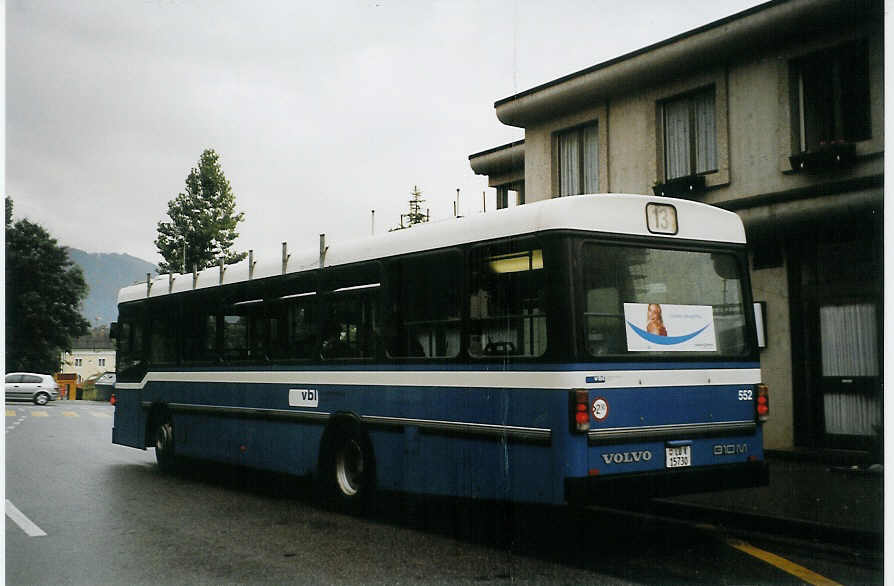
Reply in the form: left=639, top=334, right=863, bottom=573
left=624, top=303, right=716, bottom=351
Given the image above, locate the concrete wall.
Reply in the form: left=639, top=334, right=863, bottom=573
left=750, top=262, right=793, bottom=450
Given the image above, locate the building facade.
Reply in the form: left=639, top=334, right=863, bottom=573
left=60, top=347, right=116, bottom=383
left=469, top=0, right=883, bottom=453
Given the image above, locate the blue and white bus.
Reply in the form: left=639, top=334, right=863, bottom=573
left=112, top=194, right=769, bottom=510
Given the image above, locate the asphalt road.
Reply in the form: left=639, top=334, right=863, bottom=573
left=6, top=401, right=882, bottom=584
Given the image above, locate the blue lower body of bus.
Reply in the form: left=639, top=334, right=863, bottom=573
left=112, top=364, right=768, bottom=505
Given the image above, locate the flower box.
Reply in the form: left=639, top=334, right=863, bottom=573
left=652, top=174, right=706, bottom=198
left=789, top=142, right=857, bottom=172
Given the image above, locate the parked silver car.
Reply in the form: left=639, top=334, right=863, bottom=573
left=5, top=373, right=60, bottom=405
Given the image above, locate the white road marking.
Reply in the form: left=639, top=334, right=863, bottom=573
left=6, top=500, right=47, bottom=537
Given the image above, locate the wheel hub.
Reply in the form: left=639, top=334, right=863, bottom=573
left=335, top=439, right=365, bottom=496
left=156, top=423, right=172, bottom=453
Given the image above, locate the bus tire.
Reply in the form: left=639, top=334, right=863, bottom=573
left=320, top=422, right=375, bottom=514
left=154, top=415, right=177, bottom=473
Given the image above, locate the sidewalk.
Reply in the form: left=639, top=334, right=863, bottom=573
left=657, top=454, right=883, bottom=546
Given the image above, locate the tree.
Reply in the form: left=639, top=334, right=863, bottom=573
left=5, top=197, right=90, bottom=373
left=155, top=149, right=246, bottom=273
left=390, top=185, right=430, bottom=231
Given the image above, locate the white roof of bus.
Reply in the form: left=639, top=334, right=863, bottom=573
left=118, top=193, right=745, bottom=304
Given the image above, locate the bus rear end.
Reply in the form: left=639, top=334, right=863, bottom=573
left=564, top=202, right=769, bottom=502
left=565, top=380, right=769, bottom=502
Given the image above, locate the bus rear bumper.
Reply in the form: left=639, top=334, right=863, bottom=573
left=565, top=460, right=769, bottom=504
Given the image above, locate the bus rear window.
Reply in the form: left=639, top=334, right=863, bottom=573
left=581, top=242, right=750, bottom=357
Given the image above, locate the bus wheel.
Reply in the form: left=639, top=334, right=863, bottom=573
left=155, top=417, right=176, bottom=473
left=322, top=424, right=375, bottom=513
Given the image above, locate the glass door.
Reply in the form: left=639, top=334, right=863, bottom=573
left=818, top=303, right=881, bottom=440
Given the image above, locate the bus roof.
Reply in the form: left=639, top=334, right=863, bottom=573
left=118, top=193, right=745, bottom=304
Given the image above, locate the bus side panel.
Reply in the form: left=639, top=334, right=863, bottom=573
left=140, top=380, right=325, bottom=477
left=112, top=389, right=146, bottom=449
left=369, top=387, right=567, bottom=504
left=172, top=412, right=325, bottom=477
left=137, top=379, right=563, bottom=501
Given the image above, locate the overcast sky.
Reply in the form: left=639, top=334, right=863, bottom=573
left=8, top=0, right=765, bottom=267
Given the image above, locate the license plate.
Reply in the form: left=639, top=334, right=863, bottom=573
left=665, top=445, right=691, bottom=468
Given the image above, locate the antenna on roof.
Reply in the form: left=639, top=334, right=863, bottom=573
left=282, top=242, right=291, bottom=275
left=371, top=210, right=375, bottom=236
left=218, top=258, right=226, bottom=285
left=319, top=234, right=328, bottom=269
left=249, top=250, right=256, bottom=280
left=192, top=264, right=198, bottom=289
left=146, top=273, right=152, bottom=297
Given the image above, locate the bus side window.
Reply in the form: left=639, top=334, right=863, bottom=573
left=205, top=315, right=218, bottom=358
left=269, top=299, right=316, bottom=360
left=321, top=264, right=380, bottom=360
left=221, top=293, right=267, bottom=362
left=149, top=308, right=179, bottom=365
left=116, top=322, right=134, bottom=372
left=182, top=293, right=219, bottom=363
left=287, top=302, right=315, bottom=358
left=386, top=251, right=461, bottom=359
left=222, top=314, right=249, bottom=359
left=116, top=302, right=146, bottom=374
left=269, top=276, right=318, bottom=361
left=468, top=239, right=547, bottom=358
left=117, top=322, right=132, bottom=358
left=322, top=294, right=377, bottom=359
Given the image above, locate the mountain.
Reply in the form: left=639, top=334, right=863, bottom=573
left=67, top=249, right=157, bottom=326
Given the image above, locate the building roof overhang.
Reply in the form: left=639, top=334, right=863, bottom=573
left=468, top=140, right=525, bottom=177
left=494, top=0, right=879, bottom=127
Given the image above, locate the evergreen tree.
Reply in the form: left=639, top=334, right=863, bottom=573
left=5, top=197, right=90, bottom=372
left=155, top=149, right=247, bottom=273
left=390, top=185, right=430, bottom=231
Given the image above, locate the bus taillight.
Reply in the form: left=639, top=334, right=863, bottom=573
left=756, top=383, right=770, bottom=422
left=571, top=389, right=589, bottom=433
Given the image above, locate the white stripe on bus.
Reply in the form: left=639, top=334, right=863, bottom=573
left=115, top=368, right=761, bottom=391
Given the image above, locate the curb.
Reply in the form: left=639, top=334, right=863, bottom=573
left=650, top=499, right=882, bottom=551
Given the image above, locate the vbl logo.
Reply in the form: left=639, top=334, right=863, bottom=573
left=289, top=388, right=319, bottom=407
